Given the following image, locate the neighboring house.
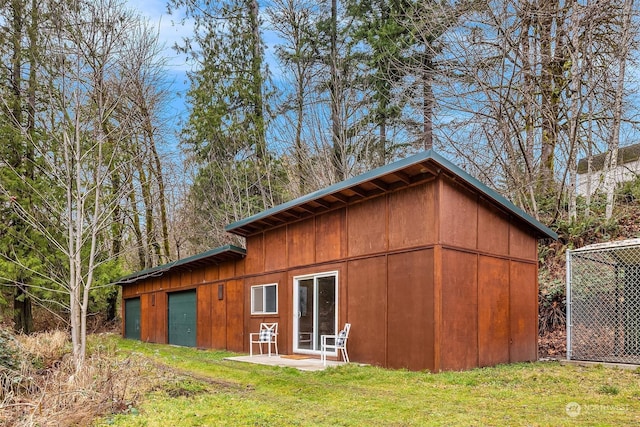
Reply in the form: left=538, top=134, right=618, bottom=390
left=117, top=150, right=557, bottom=372
left=577, top=143, right=640, bottom=196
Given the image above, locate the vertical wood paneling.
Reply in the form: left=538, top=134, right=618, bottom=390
left=439, top=180, right=478, bottom=249
left=235, top=259, right=245, bottom=276
left=509, top=261, right=538, bottom=362
left=387, top=249, right=434, bottom=371
left=275, top=272, right=288, bottom=353
left=219, top=261, right=236, bottom=280
left=226, top=279, right=244, bottom=352
left=212, top=282, right=227, bottom=349
left=347, top=257, right=387, bottom=366
left=181, top=271, right=192, bottom=287
left=192, top=268, right=205, bottom=285
left=140, top=294, right=151, bottom=342
left=316, top=208, right=345, bottom=263
left=287, top=218, right=315, bottom=267
left=347, top=196, right=387, bottom=257
left=118, top=165, right=546, bottom=373
left=264, top=227, right=287, bottom=271
left=245, top=234, right=264, bottom=274
left=477, top=201, right=509, bottom=256
left=170, top=273, right=181, bottom=289
left=204, top=264, right=219, bottom=282
left=440, top=249, right=478, bottom=371
left=145, top=292, right=165, bottom=344
left=432, top=245, right=442, bottom=371
left=509, top=223, right=537, bottom=260
left=152, top=278, right=160, bottom=291
left=389, top=182, right=435, bottom=250
left=150, top=293, right=160, bottom=342
left=245, top=272, right=287, bottom=353
left=197, top=285, right=212, bottom=348
left=478, top=256, right=510, bottom=367
left=156, top=292, right=168, bottom=344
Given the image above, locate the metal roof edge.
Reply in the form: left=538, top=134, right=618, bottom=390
left=226, top=150, right=557, bottom=240
left=115, top=244, right=246, bottom=286
left=577, top=142, right=640, bottom=173
left=225, top=150, right=436, bottom=233
left=428, top=151, right=558, bottom=240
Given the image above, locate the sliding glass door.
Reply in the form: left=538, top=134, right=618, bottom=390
left=293, top=272, right=338, bottom=353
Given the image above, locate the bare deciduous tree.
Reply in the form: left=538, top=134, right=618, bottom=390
left=604, top=0, right=635, bottom=220
left=0, top=0, right=170, bottom=370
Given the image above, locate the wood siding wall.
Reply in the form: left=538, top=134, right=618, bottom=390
left=437, top=178, right=539, bottom=370
left=122, top=259, right=245, bottom=351
left=122, top=175, right=540, bottom=372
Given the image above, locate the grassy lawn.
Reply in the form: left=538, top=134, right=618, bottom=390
left=96, top=336, right=640, bottom=426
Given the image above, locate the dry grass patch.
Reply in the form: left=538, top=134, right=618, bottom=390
left=17, top=329, right=68, bottom=368
left=0, top=330, right=158, bottom=427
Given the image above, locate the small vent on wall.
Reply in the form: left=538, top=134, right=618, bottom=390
left=218, top=284, right=224, bottom=300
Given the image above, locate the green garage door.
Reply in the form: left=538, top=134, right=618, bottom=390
left=168, top=290, right=197, bottom=347
left=124, top=298, right=141, bottom=340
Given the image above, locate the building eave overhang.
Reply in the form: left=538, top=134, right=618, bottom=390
left=115, top=244, right=246, bottom=286
left=225, top=150, right=558, bottom=240
left=577, top=143, right=640, bottom=173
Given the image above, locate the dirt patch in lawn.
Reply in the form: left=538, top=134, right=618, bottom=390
left=150, top=361, right=250, bottom=395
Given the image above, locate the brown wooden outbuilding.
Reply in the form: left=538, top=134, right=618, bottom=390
left=118, top=150, right=557, bottom=371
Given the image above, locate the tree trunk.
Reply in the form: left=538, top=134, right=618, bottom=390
left=585, top=105, right=594, bottom=216
left=423, top=51, right=433, bottom=151
left=249, top=0, right=266, bottom=160
left=538, top=0, right=562, bottom=196
left=379, top=116, right=387, bottom=166
left=567, top=1, right=582, bottom=221
left=105, top=287, right=119, bottom=322
left=127, top=170, right=147, bottom=269
left=9, top=0, right=35, bottom=335
left=295, top=73, right=307, bottom=194
left=330, top=0, right=345, bottom=182
left=518, top=1, right=536, bottom=208
left=140, top=97, right=171, bottom=263
left=605, top=0, right=634, bottom=220
left=13, top=283, right=33, bottom=334
left=136, top=156, right=154, bottom=268
left=10, top=0, right=23, bottom=129
left=293, top=17, right=308, bottom=195
left=583, top=8, right=596, bottom=216
left=150, top=138, right=171, bottom=263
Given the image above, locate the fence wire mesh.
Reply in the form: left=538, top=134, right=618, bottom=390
left=568, top=241, right=640, bottom=364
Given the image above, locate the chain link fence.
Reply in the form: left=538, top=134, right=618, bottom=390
left=567, top=239, right=640, bottom=364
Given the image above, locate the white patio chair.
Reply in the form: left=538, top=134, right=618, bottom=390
left=321, top=323, right=351, bottom=366
left=249, top=322, right=278, bottom=357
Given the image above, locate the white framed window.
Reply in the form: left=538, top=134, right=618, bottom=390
left=251, top=283, right=278, bottom=315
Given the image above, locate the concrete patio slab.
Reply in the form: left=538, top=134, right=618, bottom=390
left=225, top=355, right=345, bottom=371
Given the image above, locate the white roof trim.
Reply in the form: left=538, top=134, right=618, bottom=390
left=571, top=238, right=640, bottom=253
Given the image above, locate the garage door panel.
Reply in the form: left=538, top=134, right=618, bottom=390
left=168, top=290, right=197, bottom=347
left=125, top=298, right=141, bottom=340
